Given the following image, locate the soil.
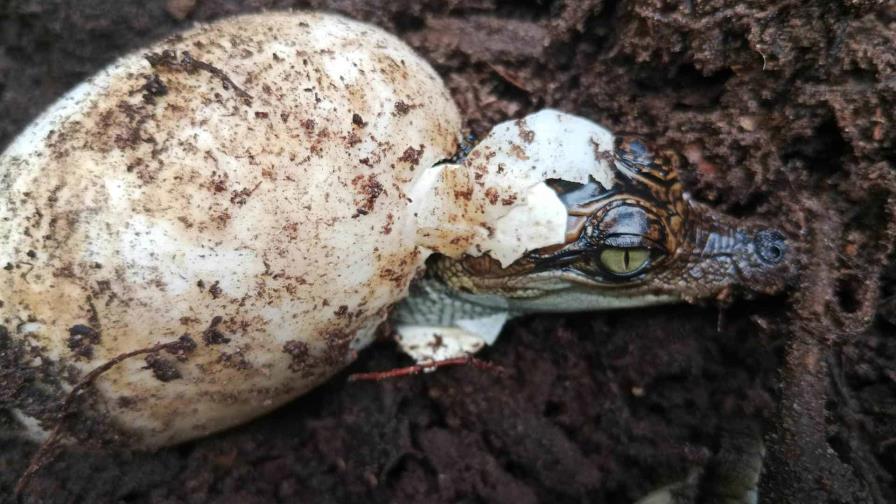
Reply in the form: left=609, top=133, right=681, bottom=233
left=1, top=1, right=895, bottom=503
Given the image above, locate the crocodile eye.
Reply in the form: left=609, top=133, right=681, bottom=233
left=599, top=247, right=650, bottom=275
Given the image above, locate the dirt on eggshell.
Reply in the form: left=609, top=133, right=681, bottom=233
left=1, top=1, right=895, bottom=503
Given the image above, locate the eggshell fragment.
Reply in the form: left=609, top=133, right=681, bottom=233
left=412, top=109, right=616, bottom=266
left=0, top=11, right=461, bottom=447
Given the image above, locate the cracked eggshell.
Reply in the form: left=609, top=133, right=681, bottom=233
left=0, top=11, right=461, bottom=447
left=413, top=109, right=616, bottom=266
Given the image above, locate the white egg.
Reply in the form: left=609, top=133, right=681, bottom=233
left=0, top=11, right=462, bottom=448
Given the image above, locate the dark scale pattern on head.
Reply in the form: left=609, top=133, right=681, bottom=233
left=435, top=137, right=793, bottom=301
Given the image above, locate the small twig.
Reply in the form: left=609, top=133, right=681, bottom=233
left=18, top=261, right=34, bottom=283
left=487, top=62, right=532, bottom=93
left=145, top=49, right=252, bottom=103
left=348, top=355, right=505, bottom=382
left=14, top=338, right=193, bottom=498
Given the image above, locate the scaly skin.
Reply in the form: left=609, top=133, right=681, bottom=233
left=414, top=137, right=792, bottom=313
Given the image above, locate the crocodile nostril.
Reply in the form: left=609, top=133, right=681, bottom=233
left=754, top=229, right=787, bottom=265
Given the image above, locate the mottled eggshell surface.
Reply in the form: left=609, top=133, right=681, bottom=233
left=0, top=12, right=461, bottom=447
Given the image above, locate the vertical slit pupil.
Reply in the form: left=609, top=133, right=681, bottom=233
left=623, top=249, right=630, bottom=270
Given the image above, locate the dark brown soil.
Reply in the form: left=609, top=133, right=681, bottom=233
left=2, top=1, right=895, bottom=503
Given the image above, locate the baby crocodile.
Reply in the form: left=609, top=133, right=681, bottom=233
left=393, top=133, right=791, bottom=361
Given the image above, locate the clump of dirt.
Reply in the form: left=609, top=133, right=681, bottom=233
left=1, top=1, right=894, bottom=503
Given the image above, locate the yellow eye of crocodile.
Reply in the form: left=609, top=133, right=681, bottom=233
left=599, top=247, right=650, bottom=275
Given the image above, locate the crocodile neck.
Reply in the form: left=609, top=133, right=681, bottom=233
left=392, top=275, right=678, bottom=329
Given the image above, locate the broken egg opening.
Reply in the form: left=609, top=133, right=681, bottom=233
left=411, top=109, right=617, bottom=266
